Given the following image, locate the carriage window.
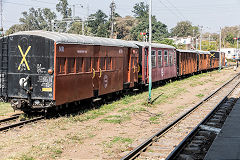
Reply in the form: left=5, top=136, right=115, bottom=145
left=158, top=50, right=162, bottom=67
left=173, top=50, right=176, bottom=65
left=145, top=49, right=148, bottom=68
left=68, top=58, right=75, bottom=73
left=58, top=57, right=66, bottom=74
left=169, top=51, right=173, bottom=66
left=164, top=50, right=168, bottom=66
left=84, top=57, right=91, bottom=72
left=100, top=57, right=106, bottom=70
left=76, top=58, right=83, bottom=73
left=93, top=58, right=99, bottom=71
left=151, top=50, right=156, bottom=68
left=106, top=57, right=112, bottom=70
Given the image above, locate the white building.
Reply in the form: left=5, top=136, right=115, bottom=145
left=220, top=48, right=240, bottom=60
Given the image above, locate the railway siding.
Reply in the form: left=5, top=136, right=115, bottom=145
left=122, top=73, right=240, bottom=160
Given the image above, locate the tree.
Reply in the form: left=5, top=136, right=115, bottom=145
left=131, top=16, right=169, bottom=41
left=87, top=10, right=109, bottom=37
left=171, top=21, right=198, bottom=37
left=158, top=39, right=177, bottom=48
left=132, top=2, right=149, bottom=19
left=68, top=22, right=82, bottom=34
left=5, top=24, right=27, bottom=35
left=115, top=16, right=137, bottom=40
left=56, top=0, right=72, bottom=19
left=19, top=7, right=56, bottom=31
left=225, top=33, right=235, bottom=46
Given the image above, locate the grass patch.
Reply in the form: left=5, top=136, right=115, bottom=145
left=103, top=136, right=133, bottom=148
left=14, top=143, right=63, bottom=160
left=100, top=115, right=131, bottom=124
left=149, top=113, right=163, bottom=124
left=196, top=93, right=204, bottom=98
left=0, top=102, right=13, bottom=116
left=177, top=105, right=186, bottom=110
left=18, top=155, right=36, bottom=160
left=118, top=106, right=146, bottom=113
left=66, top=133, right=83, bottom=144
left=66, top=104, right=117, bottom=123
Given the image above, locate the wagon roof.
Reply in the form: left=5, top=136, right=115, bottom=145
left=196, top=50, right=211, bottom=54
left=130, top=41, right=175, bottom=49
left=11, top=30, right=139, bottom=48
left=177, top=49, right=198, bottom=53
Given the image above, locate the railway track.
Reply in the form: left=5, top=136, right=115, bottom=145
left=0, top=115, right=44, bottom=132
left=121, top=73, right=240, bottom=160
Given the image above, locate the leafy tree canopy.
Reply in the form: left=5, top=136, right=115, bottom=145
left=115, top=16, right=137, bottom=40
left=131, top=16, right=169, bottom=41
left=132, top=2, right=149, bottom=19
left=19, top=7, right=56, bottom=31
left=87, top=10, right=109, bottom=37
left=171, top=21, right=198, bottom=37
left=56, top=0, right=72, bottom=18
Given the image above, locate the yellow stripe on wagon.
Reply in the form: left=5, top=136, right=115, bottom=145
left=42, top=88, right=52, bottom=92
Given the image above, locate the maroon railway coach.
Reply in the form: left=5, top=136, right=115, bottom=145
left=2, top=31, right=139, bottom=111
left=132, top=41, right=177, bottom=84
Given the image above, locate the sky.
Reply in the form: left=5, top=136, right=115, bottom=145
left=2, top=0, right=240, bottom=33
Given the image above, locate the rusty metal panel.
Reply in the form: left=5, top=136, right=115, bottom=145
left=177, top=50, right=198, bottom=76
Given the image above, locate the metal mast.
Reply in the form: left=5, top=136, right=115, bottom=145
left=148, top=0, right=152, bottom=103
left=110, top=0, right=116, bottom=38
left=0, top=0, right=3, bottom=33
left=219, top=27, right=222, bottom=71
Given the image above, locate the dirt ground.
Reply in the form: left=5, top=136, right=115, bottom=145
left=0, top=67, right=239, bottom=160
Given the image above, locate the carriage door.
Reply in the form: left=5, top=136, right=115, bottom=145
left=128, top=48, right=138, bottom=88
left=92, top=46, right=100, bottom=98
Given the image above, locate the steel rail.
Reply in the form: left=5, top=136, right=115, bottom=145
left=121, top=73, right=240, bottom=160
left=166, top=76, right=240, bottom=159
left=0, top=116, right=44, bottom=132
left=0, top=115, right=20, bottom=123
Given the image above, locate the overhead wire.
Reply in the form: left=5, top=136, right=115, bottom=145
left=156, top=0, right=183, bottom=21
left=163, top=0, right=187, bottom=20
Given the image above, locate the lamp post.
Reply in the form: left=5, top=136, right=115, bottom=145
left=148, top=0, right=152, bottom=103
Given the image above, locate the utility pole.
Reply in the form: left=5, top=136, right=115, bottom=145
left=208, top=34, right=211, bottom=46
left=219, top=27, right=222, bottom=71
left=72, top=5, right=75, bottom=20
left=200, top=26, right=203, bottom=50
left=110, top=0, right=116, bottom=38
left=0, top=0, right=3, bottom=34
left=148, top=0, right=152, bottom=103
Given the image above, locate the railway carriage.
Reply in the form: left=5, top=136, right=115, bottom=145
left=132, top=41, right=177, bottom=85
left=176, top=49, right=198, bottom=76
left=0, top=31, right=138, bottom=111
left=197, top=50, right=211, bottom=71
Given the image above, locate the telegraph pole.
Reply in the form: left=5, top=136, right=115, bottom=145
left=200, top=26, right=203, bottom=50
left=219, top=27, right=222, bottom=71
left=148, top=0, right=152, bottom=103
left=0, top=0, right=3, bottom=34
left=110, top=0, right=116, bottom=38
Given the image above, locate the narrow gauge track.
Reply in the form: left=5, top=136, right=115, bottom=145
left=121, top=73, right=240, bottom=160
left=166, top=83, right=240, bottom=159
left=0, top=115, right=44, bottom=132
left=0, top=114, right=20, bottom=123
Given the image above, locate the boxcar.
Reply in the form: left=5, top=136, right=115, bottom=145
left=210, top=51, right=220, bottom=69
left=176, top=49, right=198, bottom=76
left=1, top=31, right=139, bottom=111
left=197, top=50, right=211, bottom=71
left=131, top=41, right=177, bottom=85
